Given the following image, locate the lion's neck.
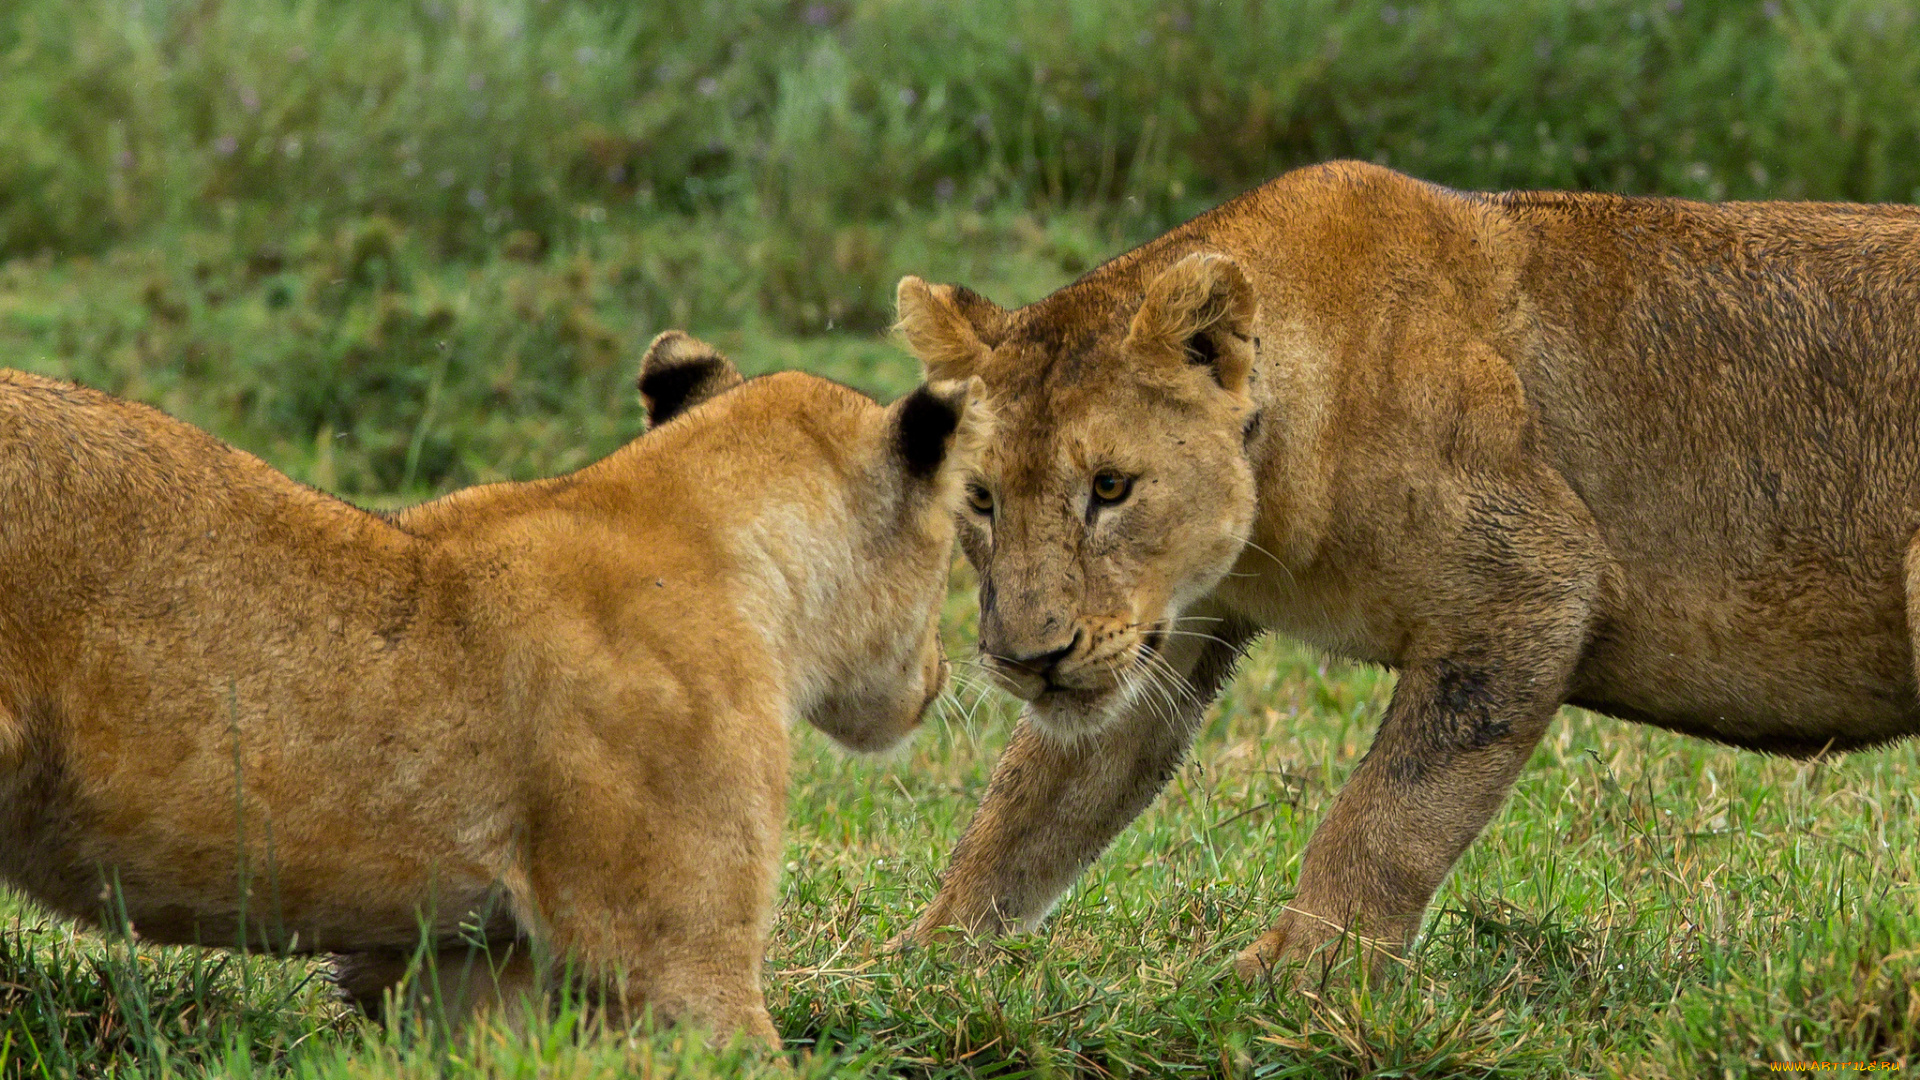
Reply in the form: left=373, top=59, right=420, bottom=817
left=410, top=447, right=882, bottom=726
left=709, top=488, right=873, bottom=722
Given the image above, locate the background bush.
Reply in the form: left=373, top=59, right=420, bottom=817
left=3, top=0, right=1916, bottom=495
left=5, top=0, right=1918, bottom=264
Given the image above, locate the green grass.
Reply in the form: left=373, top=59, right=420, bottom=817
left=7, top=570, right=1920, bottom=1077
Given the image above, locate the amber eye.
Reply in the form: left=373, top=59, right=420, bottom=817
left=966, top=484, right=994, bottom=515
left=1091, top=471, right=1132, bottom=505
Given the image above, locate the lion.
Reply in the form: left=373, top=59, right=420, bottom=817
left=0, top=332, right=989, bottom=1045
left=890, top=159, right=1920, bottom=981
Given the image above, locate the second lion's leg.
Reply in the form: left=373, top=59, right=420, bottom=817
left=908, top=614, right=1257, bottom=942
left=1229, top=653, right=1575, bottom=980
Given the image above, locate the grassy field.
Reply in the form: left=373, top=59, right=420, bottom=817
left=8, top=594, right=1920, bottom=1078
left=7, top=0, right=1920, bottom=1077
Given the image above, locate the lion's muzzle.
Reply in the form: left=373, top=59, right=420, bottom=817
left=982, top=631, right=1080, bottom=701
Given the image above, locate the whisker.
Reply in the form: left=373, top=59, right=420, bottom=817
left=1124, top=616, right=1222, bottom=631
left=1123, top=617, right=1234, bottom=651
left=1236, top=535, right=1299, bottom=587
left=952, top=678, right=998, bottom=710
left=1126, top=670, right=1178, bottom=735
left=1108, top=659, right=1169, bottom=732
left=955, top=657, right=1022, bottom=697
left=1150, top=671, right=1189, bottom=731
left=940, top=672, right=990, bottom=714
left=1150, top=629, right=1236, bottom=648
left=1117, top=653, right=1187, bottom=734
left=1138, top=646, right=1204, bottom=710
left=942, top=673, right=992, bottom=709
left=928, top=688, right=975, bottom=742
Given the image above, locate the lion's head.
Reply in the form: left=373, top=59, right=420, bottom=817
left=894, top=252, right=1262, bottom=739
left=640, top=330, right=988, bottom=754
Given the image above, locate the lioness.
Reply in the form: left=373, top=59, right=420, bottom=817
left=893, top=160, right=1920, bottom=979
left=0, top=333, right=987, bottom=1044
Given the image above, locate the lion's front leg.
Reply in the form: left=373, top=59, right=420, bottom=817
left=1234, top=490, right=1601, bottom=981
left=1231, top=659, right=1569, bottom=981
left=908, top=617, right=1256, bottom=943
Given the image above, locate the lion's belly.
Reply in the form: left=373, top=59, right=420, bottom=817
left=3, top=785, right=512, bottom=952
left=1568, top=571, right=1920, bottom=754
left=0, top=689, right=522, bottom=953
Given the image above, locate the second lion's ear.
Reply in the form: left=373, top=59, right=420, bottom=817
left=887, top=376, right=992, bottom=489
left=1124, top=253, right=1257, bottom=396
left=895, top=277, right=1010, bottom=381
left=637, top=331, right=744, bottom=427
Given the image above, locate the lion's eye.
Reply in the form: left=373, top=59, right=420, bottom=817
left=966, top=484, right=994, bottom=516
left=1091, top=471, right=1132, bottom=505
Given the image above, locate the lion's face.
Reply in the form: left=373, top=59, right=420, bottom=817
left=896, top=254, right=1261, bottom=739
left=956, top=375, right=1256, bottom=735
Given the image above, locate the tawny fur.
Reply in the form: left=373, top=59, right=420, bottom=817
left=0, top=336, right=988, bottom=1044
left=891, top=160, right=1920, bottom=982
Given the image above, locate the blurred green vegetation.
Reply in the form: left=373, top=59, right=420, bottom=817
left=4, top=0, right=1916, bottom=496
left=6, top=0, right=1919, bottom=261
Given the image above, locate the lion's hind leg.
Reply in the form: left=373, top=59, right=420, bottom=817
left=330, top=938, right=537, bottom=1033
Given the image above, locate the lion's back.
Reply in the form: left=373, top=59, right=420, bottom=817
left=0, top=371, right=490, bottom=935
left=0, top=368, right=419, bottom=725
left=3, top=371, right=328, bottom=620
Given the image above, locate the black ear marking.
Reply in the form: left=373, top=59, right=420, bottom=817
left=949, top=285, right=1011, bottom=349
left=639, top=360, right=727, bottom=423
left=894, top=384, right=963, bottom=479
left=952, top=285, right=991, bottom=307
left=637, top=330, right=743, bottom=426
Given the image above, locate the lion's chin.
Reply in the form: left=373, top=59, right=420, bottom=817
left=1024, top=636, right=1169, bottom=743
left=1026, top=685, right=1131, bottom=744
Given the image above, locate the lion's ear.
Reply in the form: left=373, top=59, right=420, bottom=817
left=895, top=276, right=1008, bottom=381
left=637, top=331, right=744, bottom=427
left=886, top=376, right=992, bottom=489
left=1125, top=253, right=1257, bottom=396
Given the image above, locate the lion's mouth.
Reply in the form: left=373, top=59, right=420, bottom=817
left=1025, top=631, right=1169, bottom=731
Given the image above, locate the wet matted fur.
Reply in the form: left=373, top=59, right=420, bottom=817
left=892, top=160, right=1920, bottom=979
